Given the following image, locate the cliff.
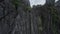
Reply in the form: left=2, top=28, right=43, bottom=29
left=0, top=0, right=60, bottom=34
left=0, top=0, right=31, bottom=34
left=31, top=0, right=60, bottom=34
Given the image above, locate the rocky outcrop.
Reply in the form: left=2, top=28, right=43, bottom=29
left=0, top=0, right=18, bottom=34
left=55, top=0, right=60, bottom=6
left=0, top=0, right=31, bottom=34
left=31, top=0, right=60, bottom=34
left=0, top=0, right=60, bottom=34
left=46, top=0, right=55, bottom=6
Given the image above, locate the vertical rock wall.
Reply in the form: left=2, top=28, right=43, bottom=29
left=0, top=0, right=32, bottom=34
left=0, top=0, right=17, bottom=34
left=46, top=0, right=55, bottom=6
left=0, top=0, right=60, bottom=34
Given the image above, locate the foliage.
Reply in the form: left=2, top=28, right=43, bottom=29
left=49, top=6, right=59, bottom=34
left=12, top=0, right=19, bottom=5
left=23, top=6, right=31, bottom=11
left=37, top=5, right=59, bottom=34
left=12, top=0, right=19, bottom=10
left=38, top=16, right=43, bottom=34
left=12, top=0, right=31, bottom=12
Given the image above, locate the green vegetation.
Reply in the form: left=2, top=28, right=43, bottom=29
left=38, top=16, right=43, bottom=34
left=23, top=6, right=31, bottom=11
left=37, top=5, right=59, bottom=34
left=12, top=0, right=19, bottom=5
left=12, top=0, right=31, bottom=12
left=49, top=6, right=58, bottom=34
left=11, top=0, right=59, bottom=34
left=12, top=0, right=19, bottom=10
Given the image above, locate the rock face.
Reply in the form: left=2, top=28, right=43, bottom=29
left=0, top=0, right=18, bottom=34
left=46, top=0, right=55, bottom=6
left=0, top=0, right=31, bottom=34
left=31, top=0, right=60, bottom=34
left=55, top=0, right=60, bottom=6
left=0, top=0, right=60, bottom=34
left=0, top=0, right=39, bottom=34
left=55, top=0, right=60, bottom=33
left=31, top=5, right=52, bottom=34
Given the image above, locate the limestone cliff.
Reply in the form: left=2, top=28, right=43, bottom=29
left=0, top=0, right=31, bottom=34
left=0, top=0, right=60, bottom=34
left=31, top=0, right=60, bottom=34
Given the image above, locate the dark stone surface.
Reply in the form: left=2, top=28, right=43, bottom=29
left=46, top=0, right=55, bottom=6
left=0, top=0, right=60, bottom=34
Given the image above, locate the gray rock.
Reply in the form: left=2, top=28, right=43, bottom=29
left=46, top=0, right=55, bottom=6
left=55, top=0, right=60, bottom=6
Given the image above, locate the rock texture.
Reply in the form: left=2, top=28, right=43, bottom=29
left=0, top=0, right=18, bottom=34
left=0, top=0, right=60, bottom=34
left=55, top=0, right=60, bottom=6
left=0, top=0, right=31, bottom=34
left=31, top=0, right=60, bottom=34
left=46, top=0, right=55, bottom=6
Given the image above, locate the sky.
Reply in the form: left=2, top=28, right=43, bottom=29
left=29, top=0, right=58, bottom=7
